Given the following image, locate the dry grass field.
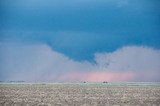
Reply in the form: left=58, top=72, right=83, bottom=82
left=0, top=83, right=160, bottom=106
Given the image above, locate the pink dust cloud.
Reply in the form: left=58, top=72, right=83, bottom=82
left=58, top=71, right=135, bottom=82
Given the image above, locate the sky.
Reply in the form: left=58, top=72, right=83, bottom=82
left=0, top=0, right=160, bottom=82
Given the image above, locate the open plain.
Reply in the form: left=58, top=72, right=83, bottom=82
left=0, top=83, right=160, bottom=106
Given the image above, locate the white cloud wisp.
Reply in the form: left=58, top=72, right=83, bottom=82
left=0, top=43, right=160, bottom=82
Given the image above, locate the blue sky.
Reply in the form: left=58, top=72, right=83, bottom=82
left=0, top=0, right=160, bottom=82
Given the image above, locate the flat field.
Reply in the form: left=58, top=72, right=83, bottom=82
left=0, top=83, right=160, bottom=106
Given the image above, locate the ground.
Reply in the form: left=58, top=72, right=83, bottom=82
left=0, top=83, right=160, bottom=106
